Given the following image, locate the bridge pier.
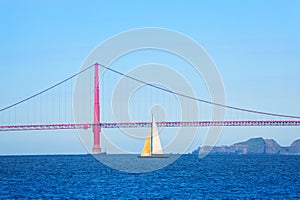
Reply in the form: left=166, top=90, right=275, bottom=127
left=92, top=63, right=101, bottom=154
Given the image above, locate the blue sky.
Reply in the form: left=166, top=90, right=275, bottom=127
left=0, top=1, right=300, bottom=154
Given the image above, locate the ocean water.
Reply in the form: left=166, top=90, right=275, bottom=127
left=1, top=155, right=299, bottom=199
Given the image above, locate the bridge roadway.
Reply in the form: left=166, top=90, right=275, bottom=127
left=1, top=120, right=300, bottom=131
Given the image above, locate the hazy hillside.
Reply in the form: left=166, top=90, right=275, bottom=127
left=192, top=138, right=300, bottom=155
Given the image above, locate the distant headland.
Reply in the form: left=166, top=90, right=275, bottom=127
left=192, top=138, right=300, bottom=155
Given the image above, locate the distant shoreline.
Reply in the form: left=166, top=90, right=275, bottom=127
left=1, top=152, right=300, bottom=157
left=1, top=137, right=300, bottom=156
left=192, top=137, right=300, bottom=155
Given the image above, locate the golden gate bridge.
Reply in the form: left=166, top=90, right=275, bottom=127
left=1, top=63, right=300, bottom=153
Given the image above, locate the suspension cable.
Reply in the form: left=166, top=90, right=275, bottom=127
left=97, top=63, right=300, bottom=120
left=2, top=62, right=300, bottom=120
left=0, top=64, right=95, bottom=112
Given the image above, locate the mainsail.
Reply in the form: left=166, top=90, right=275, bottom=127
left=139, top=115, right=165, bottom=157
left=151, top=116, right=163, bottom=154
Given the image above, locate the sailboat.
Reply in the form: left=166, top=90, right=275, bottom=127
left=138, top=115, right=168, bottom=158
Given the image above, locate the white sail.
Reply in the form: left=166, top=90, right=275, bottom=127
left=151, top=115, right=163, bottom=154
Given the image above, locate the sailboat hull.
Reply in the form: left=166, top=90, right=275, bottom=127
left=138, top=154, right=169, bottom=158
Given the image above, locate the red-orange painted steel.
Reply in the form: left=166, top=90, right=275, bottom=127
left=93, top=63, right=101, bottom=152
left=1, top=120, right=300, bottom=132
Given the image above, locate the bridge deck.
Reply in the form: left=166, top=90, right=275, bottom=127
left=1, top=120, right=300, bottom=131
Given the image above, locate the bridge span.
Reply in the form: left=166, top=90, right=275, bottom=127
left=1, top=120, right=300, bottom=131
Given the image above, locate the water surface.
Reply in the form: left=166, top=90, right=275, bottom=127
left=1, top=155, right=299, bottom=199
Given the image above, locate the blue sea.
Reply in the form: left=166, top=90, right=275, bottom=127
left=1, top=155, right=299, bottom=199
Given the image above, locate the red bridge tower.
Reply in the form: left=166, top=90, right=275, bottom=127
left=92, top=63, right=101, bottom=154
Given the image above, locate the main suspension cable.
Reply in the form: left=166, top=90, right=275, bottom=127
left=97, top=63, right=300, bottom=120
left=0, top=64, right=95, bottom=112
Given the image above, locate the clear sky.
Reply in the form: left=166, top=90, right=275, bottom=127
left=0, top=1, right=300, bottom=155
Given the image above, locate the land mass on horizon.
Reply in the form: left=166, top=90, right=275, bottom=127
left=192, top=138, right=300, bottom=155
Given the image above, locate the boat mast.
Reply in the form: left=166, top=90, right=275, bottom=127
left=150, top=114, right=153, bottom=156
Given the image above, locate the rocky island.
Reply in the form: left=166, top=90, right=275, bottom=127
left=192, top=138, right=300, bottom=155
